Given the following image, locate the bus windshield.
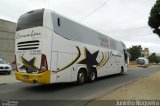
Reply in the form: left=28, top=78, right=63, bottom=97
left=16, top=9, right=44, bottom=31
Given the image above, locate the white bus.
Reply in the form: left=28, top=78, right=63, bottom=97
left=15, top=9, right=129, bottom=84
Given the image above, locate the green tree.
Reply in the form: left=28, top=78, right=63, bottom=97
left=156, top=56, right=160, bottom=63
left=148, top=0, right=160, bottom=37
left=127, top=45, right=142, bottom=61
left=148, top=53, right=160, bottom=63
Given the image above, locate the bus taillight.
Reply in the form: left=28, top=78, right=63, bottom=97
left=39, top=54, right=48, bottom=73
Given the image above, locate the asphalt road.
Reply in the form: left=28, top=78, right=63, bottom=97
left=0, top=66, right=160, bottom=106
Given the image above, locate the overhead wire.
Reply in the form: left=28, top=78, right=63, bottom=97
left=80, top=0, right=111, bottom=21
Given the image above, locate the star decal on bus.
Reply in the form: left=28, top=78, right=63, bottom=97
left=78, top=47, right=99, bottom=70
left=20, top=55, right=39, bottom=72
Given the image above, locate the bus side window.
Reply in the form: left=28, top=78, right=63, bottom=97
left=57, top=18, right=60, bottom=27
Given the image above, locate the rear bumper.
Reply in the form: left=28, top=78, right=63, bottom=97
left=15, top=71, right=51, bottom=84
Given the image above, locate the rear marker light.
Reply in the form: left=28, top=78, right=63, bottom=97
left=39, top=54, right=48, bottom=73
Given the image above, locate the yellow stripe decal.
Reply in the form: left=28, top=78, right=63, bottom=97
left=97, top=51, right=109, bottom=69
left=53, top=46, right=81, bottom=73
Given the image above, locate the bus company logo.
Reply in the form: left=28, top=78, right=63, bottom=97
left=16, top=30, right=41, bottom=39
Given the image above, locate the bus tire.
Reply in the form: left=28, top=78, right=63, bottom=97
left=88, top=68, right=97, bottom=82
left=77, top=69, right=86, bottom=84
left=120, top=66, right=124, bottom=75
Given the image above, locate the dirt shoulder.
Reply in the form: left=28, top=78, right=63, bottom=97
left=99, top=71, right=160, bottom=100
left=84, top=71, right=160, bottom=106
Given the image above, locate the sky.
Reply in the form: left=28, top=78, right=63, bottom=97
left=0, top=0, right=159, bottom=53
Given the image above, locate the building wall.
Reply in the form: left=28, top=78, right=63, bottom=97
left=0, top=19, right=16, bottom=63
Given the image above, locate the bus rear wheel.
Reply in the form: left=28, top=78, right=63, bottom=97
left=120, top=66, right=124, bottom=75
left=77, top=70, right=86, bottom=84
left=88, top=69, right=97, bottom=82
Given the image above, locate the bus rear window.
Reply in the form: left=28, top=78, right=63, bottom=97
left=16, top=9, right=44, bottom=31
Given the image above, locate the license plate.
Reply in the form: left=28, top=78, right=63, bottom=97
left=23, top=75, right=29, bottom=79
